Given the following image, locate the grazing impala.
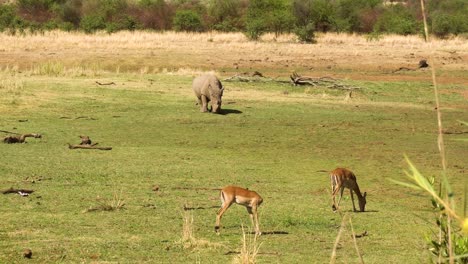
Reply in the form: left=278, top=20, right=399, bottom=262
left=215, top=186, right=263, bottom=235
left=330, top=168, right=367, bottom=212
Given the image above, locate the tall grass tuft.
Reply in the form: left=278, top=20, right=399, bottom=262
left=330, top=213, right=365, bottom=264
left=181, top=210, right=196, bottom=248
left=32, top=62, right=65, bottom=76
left=84, top=190, right=126, bottom=213
left=390, top=1, right=468, bottom=263
left=233, top=225, right=262, bottom=264
left=178, top=210, right=223, bottom=250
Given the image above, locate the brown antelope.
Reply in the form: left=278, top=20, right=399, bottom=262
left=215, top=186, right=263, bottom=235
left=330, top=168, right=367, bottom=212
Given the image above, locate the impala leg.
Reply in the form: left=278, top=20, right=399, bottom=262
left=350, top=190, right=357, bottom=212
left=335, top=186, right=345, bottom=211
left=247, top=206, right=261, bottom=235
left=337, top=187, right=345, bottom=207
left=215, top=202, right=232, bottom=234
left=331, top=183, right=341, bottom=212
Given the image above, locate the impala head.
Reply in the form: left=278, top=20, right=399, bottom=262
left=359, top=192, right=367, bottom=212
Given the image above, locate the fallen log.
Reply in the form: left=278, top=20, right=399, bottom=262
left=290, top=72, right=359, bottom=90
left=2, top=188, right=34, bottom=195
left=67, top=143, right=112, bottom=150
left=3, top=133, right=42, bottom=144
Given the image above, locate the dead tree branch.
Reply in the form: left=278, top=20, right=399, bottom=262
left=3, top=133, right=42, bottom=144
left=95, top=81, right=116, bottom=86
left=67, top=143, right=112, bottom=150
left=2, top=188, right=34, bottom=195
left=290, top=72, right=360, bottom=90
left=0, top=130, right=21, bottom=135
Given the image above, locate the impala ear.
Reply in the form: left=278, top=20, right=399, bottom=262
left=364, top=192, right=367, bottom=198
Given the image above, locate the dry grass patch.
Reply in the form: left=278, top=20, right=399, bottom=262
left=177, top=210, right=223, bottom=251
left=232, top=226, right=262, bottom=264
left=1, top=31, right=466, bottom=81
left=83, top=191, right=126, bottom=213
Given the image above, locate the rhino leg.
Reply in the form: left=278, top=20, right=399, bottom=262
left=201, top=95, right=209, bottom=112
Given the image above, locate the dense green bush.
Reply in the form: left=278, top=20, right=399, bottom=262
left=373, top=5, right=419, bottom=35
left=172, top=10, right=203, bottom=32
left=135, top=0, right=174, bottom=30
left=207, top=0, right=247, bottom=32
left=80, top=14, right=106, bottom=33
left=0, top=4, right=27, bottom=32
left=294, top=22, right=315, bottom=43
left=431, top=12, right=468, bottom=37
left=0, top=0, right=466, bottom=38
left=334, top=0, right=382, bottom=33
left=245, top=0, right=293, bottom=40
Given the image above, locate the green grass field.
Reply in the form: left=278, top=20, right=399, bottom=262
left=0, top=67, right=466, bottom=263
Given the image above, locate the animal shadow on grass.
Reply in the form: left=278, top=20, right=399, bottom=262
left=361, top=210, right=379, bottom=213
left=183, top=205, right=219, bottom=211
left=337, top=210, right=379, bottom=213
left=219, top=109, right=243, bottom=115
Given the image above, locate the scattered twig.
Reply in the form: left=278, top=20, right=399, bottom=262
left=75, top=116, right=97, bottom=120
left=225, top=251, right=279, bottom=256
left=59, top=116, right=97, bottom=120
left=0, top=130, right=21, bottom=135
left=95, top=81, right=116, bottom=86
left=353, top=230, right=368, bottom=238
left=223, top=71, right=273, bottom=82
left=183, top=205, right=219, bottom=211
left=442, top=131, right=468, bottom=135
left=67, top=143, right=112, bottom=150
left=68, top=135, right=110, bottom=150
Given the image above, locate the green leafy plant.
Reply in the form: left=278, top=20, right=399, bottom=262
left=173, top=10, right=203, bottom=32
left=392, top=157, right=467, bottom=263
left=294, top=22, right=316, bottom=43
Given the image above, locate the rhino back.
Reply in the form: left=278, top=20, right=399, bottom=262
left=192, top=74, right=221, bottom=96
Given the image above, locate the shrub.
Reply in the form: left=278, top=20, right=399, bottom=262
left=373, top=5, right=419, bottom=35
left=294, top=22, right=316, bottom=43
left=245, top=18, right=266, bottom=40
left=431, top=12, right=468, bottom=37
left=58, top=0, right=82, bottom=27
left=134, top=0, right=174, bottom=30
left=0, top=5, right=18, bottom=31
left=173, top=10, right=203, bottom=32
left=334, top=0, right=382, bottom=33
left=245, top=0, right=293, bottom=40
left=207, top=0, right=247, bottom=32
left=80, top=14, right=106, bottom=33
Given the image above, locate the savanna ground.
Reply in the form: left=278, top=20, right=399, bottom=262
left=0, top=31, right=467, bottom=263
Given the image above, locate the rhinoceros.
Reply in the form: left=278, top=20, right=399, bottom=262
left=192, top=74, right=224, bottom=113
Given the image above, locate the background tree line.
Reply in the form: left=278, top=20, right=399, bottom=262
left=0, top=0, right=466, bottom=41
